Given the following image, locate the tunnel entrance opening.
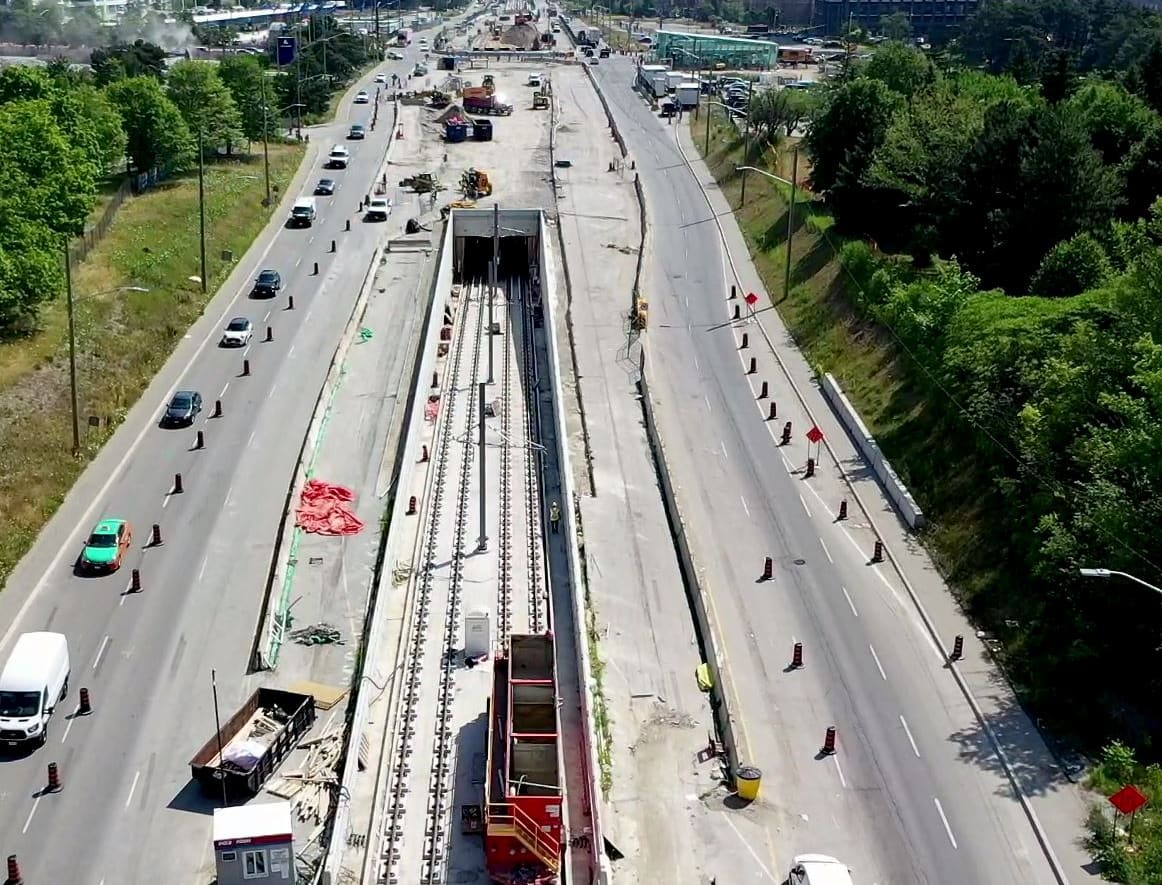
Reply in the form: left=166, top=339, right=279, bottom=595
left=455, top=234, right=540, bottom=282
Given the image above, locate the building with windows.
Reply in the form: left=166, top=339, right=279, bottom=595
left=651, top=29, right=780, bottom=70
left=813, top=0, right=981, bottom=38
left=213, top=801, right=297, bottom=885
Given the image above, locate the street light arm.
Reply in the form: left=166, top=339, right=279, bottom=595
left=735, top=165, right=793, bottom=187
left=1079, top=567, right=1162, bottom=597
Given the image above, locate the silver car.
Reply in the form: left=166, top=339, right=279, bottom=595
left=220, top=317, right=253, bottom=347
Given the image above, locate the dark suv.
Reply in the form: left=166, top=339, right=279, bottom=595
left=251, top=269, right=282, bottom=298
left=162, top=390, right=203, bottom=427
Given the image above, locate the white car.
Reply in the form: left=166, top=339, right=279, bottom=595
left=418, top=39, right=429, bottom=49
left=220, top=317, right=253, bottom=347
left=354, top=90, right=370, bottom=104
left=374, top=72, right=387, bottom=83
left=328, top=146, right=351, bottom=169
left=386, top=50, right=403, bottom=60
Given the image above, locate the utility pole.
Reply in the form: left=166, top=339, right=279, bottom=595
left=477, top=381, right=488, bottom=552
left=197, top=128, right=208, bottom=295
left=704, top=95, right=711, bottom=154
left=488, top=202, right=499, bottom=385
left=211, top=669, right=229, bottom=808
left=739, top=78, right=753, bottom=208
left=783, top=146, right=799, bottom=300
left=63, top=241, right=80, bottom=456
left=261, top=77, right=271, bottom=207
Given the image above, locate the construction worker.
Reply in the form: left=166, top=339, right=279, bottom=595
left=549, top=501, right=561, bottom=534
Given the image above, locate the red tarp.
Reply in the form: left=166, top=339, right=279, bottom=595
left=296, top=479, right=364, bottom=535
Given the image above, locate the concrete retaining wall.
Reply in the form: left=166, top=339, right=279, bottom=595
left=818, top=373, right=925, bottom=530
left=321, top=215, right=452, bottom=881
left=637, top=348, right=742, bottom=786
left=538, top=214, right=610, bottom=885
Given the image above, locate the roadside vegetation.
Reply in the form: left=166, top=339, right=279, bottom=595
left=692, top=0, right=1162, bottom=879
left=0, top=15, right=377, bottom=589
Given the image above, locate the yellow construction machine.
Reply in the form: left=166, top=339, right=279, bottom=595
left=461, top=168, right=493, bottom=199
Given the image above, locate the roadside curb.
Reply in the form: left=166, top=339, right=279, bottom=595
left=670, top=120, right=1073, bottom=885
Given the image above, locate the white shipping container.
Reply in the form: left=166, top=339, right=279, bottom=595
left=665, top=70, right=686, bottom=90
left=651, top=75, right=668, bottom=98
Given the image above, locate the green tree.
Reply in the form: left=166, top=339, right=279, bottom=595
left=1134, top=37, right=1162, bottom=114
left=165, top=60, right=244, bottom=153
left=1122, top=125, right=1162, bottom=219
left=878, top=11, right=912, bottom=42
left=865, top=80, right=989, bottom=260
left=218, top=55, right=275, bottom=143
left=90, top=41, right=168, bottom=88
left=748, top=87, right=817, bottom=146
left=1039, top=48, right=1077, bottom=104
left=804, top=78, right=903, bottom=224
left=1028, top=232, right=1113, bottom=296
left=106, top=76, right=194, bottom=173
left=1066, top=79, right=1156, bottom=165
left=863, top=41, right=936, bottom=100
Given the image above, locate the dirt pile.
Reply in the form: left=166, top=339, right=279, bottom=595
left=499, top=22, right=539, bottom=50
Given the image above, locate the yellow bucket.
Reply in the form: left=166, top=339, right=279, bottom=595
left=736, top=766, right=762, bottom=801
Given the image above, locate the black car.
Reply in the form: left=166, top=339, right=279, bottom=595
left=251, top=269, right=282, bottom=298
left=162, top=390, right=203, bottom=427
left=314, top=178, right=336, bottom=195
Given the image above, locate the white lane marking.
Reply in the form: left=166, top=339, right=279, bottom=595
left=295, top=256, right=303, bottom=267
left=841, top=527, right=938, bottom=659
left=247, top=429, right=257, bottom=448
left=720, top=440, right=728, bottom=460
left=61, top=711, right=76, bottom=743
left=161, top=493, right=171, bottom=510
left=780, top=451, right=793, bottom=471
left=22, top=796, right=40, bottom=834
left=720, top=813, right=778, bottom=883
left=869, top=644, right=887, bottom=681
left=288, top=343, right=297, bottom=359
left=705, top=395, right=712, bottom=413
left=841, top=586, right=859, bottom=617
left=693, top=355, right=700, bottom=371
left=219, top=382, right=230, bottom=398
left=262, top=311, right=271, bottom=323
left=308, top=236, right=315, bottom=245
left=832, top=754, right=847, bottom=788
left=740, top=495, right=750, bottom=516
left=798, top=494, right=811, bottom=518
left=819, top=538, right=833, bottom=563
left=92, top=635, right=110, bottom=670
left=125, top=770, right=141, bottom=808
left=934, top=797, right=958, bottom=849
left=900, top=715, right=921, bottom=758
left=197, top=557, right=209, bottom=584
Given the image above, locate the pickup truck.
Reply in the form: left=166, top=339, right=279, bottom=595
left=189, top=687, right=315, bottom=799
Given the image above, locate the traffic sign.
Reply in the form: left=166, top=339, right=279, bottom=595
left=806, top=426, right=824, bottom=444
left=277, top=36, right=298, bottom=66
left=1110, top=784, right=1148, bottom=815
left=745, top=292, right=759, bottom=306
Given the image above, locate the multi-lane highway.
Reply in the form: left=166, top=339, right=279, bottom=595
left=0, top=41, right=434, bottom=884
left=588, top=55, right=1075, bottom=884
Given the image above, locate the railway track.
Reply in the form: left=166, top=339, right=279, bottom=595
left=517, top=275, right=548, bottom=634
left=377, top=280, right=485, bottom=885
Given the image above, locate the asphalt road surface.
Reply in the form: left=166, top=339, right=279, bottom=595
left=0, top=43, right=434, bottom=885
left=590, top=56, right=1067, bottom=885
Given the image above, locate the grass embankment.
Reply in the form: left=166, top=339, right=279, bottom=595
left=689, top=109, right=999, bottom=619
left=0, top=144, right=305, bottom=590
left=1086, top=743, right=1162, bottom=881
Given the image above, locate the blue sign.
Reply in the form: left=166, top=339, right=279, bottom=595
left=277, top=37, right=298, bottom=66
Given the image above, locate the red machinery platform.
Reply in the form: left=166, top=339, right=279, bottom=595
left=484, top=634, right=564, bottom=884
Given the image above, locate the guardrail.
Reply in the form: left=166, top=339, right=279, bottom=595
left=818, top=373, right=925, bottom=529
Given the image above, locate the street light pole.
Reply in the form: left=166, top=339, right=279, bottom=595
left=739, top=78, right=753, bottom=208
left=197, top=128, right=208, bottom=295
left=63, top=241, right=80, bottom=456
left=735, top=161, right=799, bottom=298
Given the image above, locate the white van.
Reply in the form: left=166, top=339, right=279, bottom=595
left=290, top=197, right=317, bottom=227
left=327, top=146, right=350, bottom=169
left=787, top=854, right=854, bottom=885
left=528, top=72, right=543, bottom=88
left=0, top=632, right=70, bottom=748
